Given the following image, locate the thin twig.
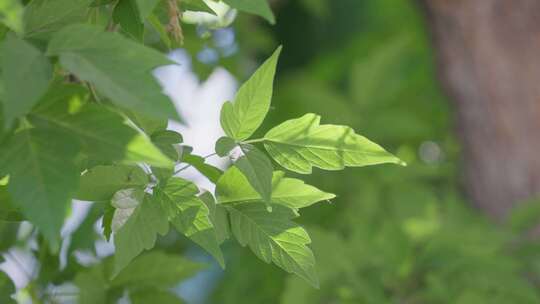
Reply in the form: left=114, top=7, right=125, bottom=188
left=85, top=82, right=101, bottom=103
left=167, top=0, right=184, bottom=45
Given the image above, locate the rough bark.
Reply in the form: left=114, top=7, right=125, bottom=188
left=419, top=0, right=540, bottom=219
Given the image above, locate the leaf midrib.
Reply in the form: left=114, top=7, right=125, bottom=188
left=263, top=138, right=390, bottom=156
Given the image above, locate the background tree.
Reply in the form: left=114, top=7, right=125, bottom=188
left=419, top=0, right=540, bottom=219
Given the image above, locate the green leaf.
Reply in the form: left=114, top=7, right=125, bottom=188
left=113, top=0, right=145, bottom=41
left=111, top=189, right=147, bottom=237
left=0, top=129, right=79, bottom=246
left=0, top=221, right=19, bottom=251
left=215, top=136, right=237, bottom=157
left=0, top=102, right=5, bottom=141
left=152, top=130, right=183, bottom=161
left=75, top=266, right=107, bottom=304
left=1, top=34, right=52, bottom=127
left=220, top=46, right=281, bottom=140
left=152, top=130, right=183, bottom=144
left=200, top=191, right=229, bottom=244
left=0, top=271, right=15, bottom=304
left=0, top=0, right=24, bottom=34
left=47, top=24, right=179, bottom=120
left=147, top=13, right=172, bottom=49
left=227, top=202, right=319, bottom=287
left=181, top=147, right=223, bottom=184
left=102, top=203, right=115, bottom=241
left=0, top=186, right=24, bottom=221
left=125, top=109, right=168, bottom=135
left=234, top=144, right=273, bottom=203
left=112, top=251, right=203, bottom=288
left=222, top=0, right=275, bottom=24
left=263, top=113, right=404, bottom=174
left=114, top=193, right=169, bottom=275
left=90, top=0, right=116, bottom=6
left=76, top=165, right=149, bottom=202
left=216, top=166, right=334, bottom=210
left=131, top=289, right=185, bottom=304
left=24, top=0, right=93, bottom=39
left=30, top=85, right=173, bottom=167
left=182, top=0, right=216, bottom=14
left=135, top=0, right=161, bottom=20
left=149, top=131, right=182, bottom=181
left=158, top=177, right=225, bottom=267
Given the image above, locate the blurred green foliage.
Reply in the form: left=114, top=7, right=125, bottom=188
left=2, top=0, right=540, bottom=303
left=211, top=0, right=540, bottom=303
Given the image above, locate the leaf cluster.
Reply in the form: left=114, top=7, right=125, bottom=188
left=0, top=0, right=401, bottom=302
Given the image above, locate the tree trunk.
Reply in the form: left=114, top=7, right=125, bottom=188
left=419, top=0, right=540, bottom=219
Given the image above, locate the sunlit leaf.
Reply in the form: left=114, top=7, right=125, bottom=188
left=0, top=0, right=23, bottom=34
left=216, top=166, right=334, bottom=210
left=264, top=113, right=404, bottom=174
left=220, top=46, right=281, bottom=140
